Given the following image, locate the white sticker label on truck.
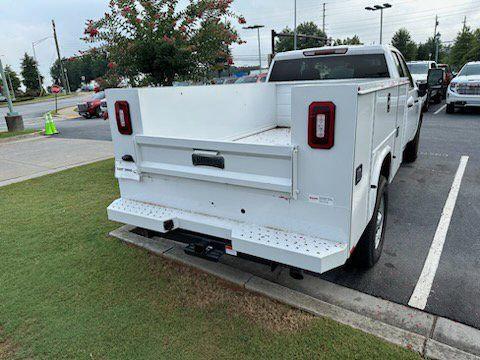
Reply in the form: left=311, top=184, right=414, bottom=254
left=115, top=161, right=141, bottom=181
left=309, top=194, right=334, bottom=206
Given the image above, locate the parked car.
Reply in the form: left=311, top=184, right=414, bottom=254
left=437, top=63, right=454, bottom=86
left=100, top=99, right=108, bottom=119
left=235, top=73, right=268, bottom=84
left=223, top=77, right=239, bottom=84
left=107, top=45, right=423, bottom=276
left=77, top=91, right=105, bottom=119
left=446, top=61, right=480, bottom=114
left=407, top=60, right=438, bottom=111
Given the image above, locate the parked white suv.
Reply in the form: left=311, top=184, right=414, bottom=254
left=446, top=61, right=480, bottom=114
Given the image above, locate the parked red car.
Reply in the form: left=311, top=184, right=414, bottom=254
left=437, top=64, right=453, bottom=85
left=77, top=91, right=105, bottom=118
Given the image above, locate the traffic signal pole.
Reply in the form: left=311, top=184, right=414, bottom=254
left=0, top=57, right=24, bottom=131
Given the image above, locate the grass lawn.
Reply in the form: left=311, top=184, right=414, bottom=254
left=0, top=160, right=421, bottom=359
left=0, top=129, right=37, bottom=140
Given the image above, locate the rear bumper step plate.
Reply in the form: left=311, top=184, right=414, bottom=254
left=108, top=198, right=348, bottom=274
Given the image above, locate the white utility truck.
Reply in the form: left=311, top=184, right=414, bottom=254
left=107, top=45, right=423, bottom=276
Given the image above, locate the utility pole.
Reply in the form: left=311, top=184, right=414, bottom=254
left=64, top=68, right=71, bottom=94
left=294, top=0, right=298, bottom=50
left=433, top=15, right=439, bottom=62
left=365, top=3, right=392, bottom=45
left=322, top=3, right=326, bottom=34
left=52, top=20, right=69, bottom=94
left=243, top=25, right=265, bottom=70
left=462, top=16, right=467, bottom=31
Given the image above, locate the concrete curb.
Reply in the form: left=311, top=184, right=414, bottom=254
left=110, top=225, right=480, bottom=360
left=0, top=132, right=42, bottom=144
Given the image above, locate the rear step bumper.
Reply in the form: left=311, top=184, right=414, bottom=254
left=108, top=198, right=349, bottom=274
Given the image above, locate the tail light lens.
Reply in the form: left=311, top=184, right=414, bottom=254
left=308, top=102, right=335, bottom=149
left=115, top=101, right=132, bottom=135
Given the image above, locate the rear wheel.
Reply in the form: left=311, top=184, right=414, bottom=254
left=446, top=103, right=455, bottom=114
left=422, top=95, right=430, bottom=112
left=403, top=115, right=422, bottom=163
left=352, top=176, right=388, bottom=268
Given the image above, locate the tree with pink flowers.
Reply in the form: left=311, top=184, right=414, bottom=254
left=84, top=0, right=246, bottom=86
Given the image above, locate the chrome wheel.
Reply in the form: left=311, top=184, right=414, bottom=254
left=374, top=196, right=385, bottom=249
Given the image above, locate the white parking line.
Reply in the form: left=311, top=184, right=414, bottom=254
left=408, top=155, right=469, bottom=310
left=434, top=104, right=447, bottom=115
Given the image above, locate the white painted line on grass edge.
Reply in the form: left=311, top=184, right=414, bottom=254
left=434, top=104, right=447, bottom=115
left=408, top=156, right=469, bottom=310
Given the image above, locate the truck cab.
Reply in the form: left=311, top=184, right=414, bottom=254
left=106, top=45, right=423, bottom=275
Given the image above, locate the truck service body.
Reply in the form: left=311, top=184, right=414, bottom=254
left=107, top=45, right=422, bottom=274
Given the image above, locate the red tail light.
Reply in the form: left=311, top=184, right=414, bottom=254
left=308, top=102, right=335, bottom=149
left=115, top=101, right=132, bottom=135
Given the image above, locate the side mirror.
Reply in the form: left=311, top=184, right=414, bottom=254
left=427, top=68, right=444, bottom=87
left=417, top=82, right=428, bottom=97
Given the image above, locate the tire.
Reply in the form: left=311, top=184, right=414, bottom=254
left=446, top=103, right=455, bottom=114
left=95, top=107, right=102, bottom=118
left=422, top=98, right=429, bottom=112
left=403, top=115, right=422, bottom=163
left=352, top=176, right=388, bottom=268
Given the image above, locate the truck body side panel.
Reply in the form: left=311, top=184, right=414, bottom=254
left=350, top=92, right=375, bottom=250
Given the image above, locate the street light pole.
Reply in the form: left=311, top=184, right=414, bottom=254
left=294, top=0, right=298, bottom=50
left=32, top=36, right=51, bottom=97
left=365, top=3, right=392, bottom=45
left=243, top=25, right=265, bottom=70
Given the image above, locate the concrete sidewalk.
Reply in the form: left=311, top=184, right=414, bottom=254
left=0, top=136, right=113, bottom=187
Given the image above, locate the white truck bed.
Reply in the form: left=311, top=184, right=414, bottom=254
left=107, top=71, right=411, bottom=274
left=235, top=127, right=292, bottom=146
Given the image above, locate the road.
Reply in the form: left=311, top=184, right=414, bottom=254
left=36, top=102, right=480, bottom=330
left=0, top=93, right=90, bottom=131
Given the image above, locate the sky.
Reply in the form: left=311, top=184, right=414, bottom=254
left=1, top=0, right=479, bottom=85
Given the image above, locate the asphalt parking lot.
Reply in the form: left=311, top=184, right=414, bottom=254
left=65, top=102, right=480, bottom=330
left=318, top=101, right=480, bottom=329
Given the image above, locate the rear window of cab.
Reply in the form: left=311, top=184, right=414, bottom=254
left=269, top=54, right=389, bottom=82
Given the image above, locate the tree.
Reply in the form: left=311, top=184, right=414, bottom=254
left=275, top=22, right=327, bottom=53
left=4, top=65, right=21, bottom=95
left=20, top=53, right=43, bottom=96
left=334, top=35, right=362, bottom=45
left=85, top=0, right=246, bottom=86
left=416, top=36, right=448, bottom=63
left=462, top=28, right=480, bottom=67
left=391, top=28, right=417, bottom=61
left=51, top=50, right=110, bottom=91
left=449, top=26, right=475, bottom=69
